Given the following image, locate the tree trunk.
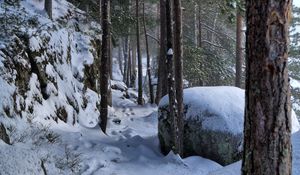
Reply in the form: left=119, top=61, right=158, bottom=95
left=194, top=4, right=198, bottom=46
left=242, top=0, right=292, bottom=174
left=127, top=42, right=132, bottom=86
left=155, top=0, right=167, bottom=104
left=173, top=0, right=184, bottom=156
left=166, top=0, right=179, bottom=155
left=99, top=0, right=110, bottom=133
left=118, top=43, right=124, bottom=76
left=131, top=38, right=137, bottom=88
left=235, top=10, right=243, bottom=88
left=136, top=0, right=143, bottom=105
left=44, top=0, right=52, bottom=20
left=143, top=1, right=154, bottom=104
left=198, top=4, right=202, bottom=48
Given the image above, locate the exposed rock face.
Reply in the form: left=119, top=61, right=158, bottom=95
left=0, top=123, right=10, bottom=144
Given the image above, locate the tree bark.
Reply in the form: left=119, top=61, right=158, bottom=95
left=235, top=10, right=243, bottom=88
left=44, top=0, right=52, bottom=20
left=143, top=1, right=154, bottom=104
left=173, top=0, right=183, bottom=156
left=136, top=0, right=143, bottom=105
left=242, top=0, right=292, bottom=174
left=155, top=0, right=168, bottom=104
left=99, top=0, right=110, bottom=133
left=166, top=0, right=180, bottom=155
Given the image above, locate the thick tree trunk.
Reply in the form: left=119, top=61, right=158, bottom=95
left=155, top=0, right=167, bottom=104
left=173, top=0, right=184, bottom=156
left=235, top=10, right=243, bottom=88
left=143, top=1, right=154, bottom=104
left=99, top=0, right=110, bottom=133
left=136, top=0, right=143, bottom=105
left=242, top=0, right=292, bottom=174
left=44, top=0, right=52, bottom=20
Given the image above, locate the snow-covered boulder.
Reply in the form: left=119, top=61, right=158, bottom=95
left=158, top=86, right=300, bottom=166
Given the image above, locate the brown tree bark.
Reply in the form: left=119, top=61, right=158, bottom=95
left=99, top=0, right=110, bottom=133
left=242, top=0, right=292, bottom=174
left=235, top=10, right=243, bottom=88
left=155, top=0, right=168, bottom=104
left=143, top=1, right=154, bottom=104
left=45, top=0, right=52, bottom=20
left=136, top=0, right=143, bottom=105
left=173, top=0, right=184, bottom=156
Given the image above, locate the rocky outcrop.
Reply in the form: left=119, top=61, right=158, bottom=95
left=158, top=86, right=300, bottom=166
left=0, top=123, right=10, bottom=144
left=158, top=87, right=244, bottom=165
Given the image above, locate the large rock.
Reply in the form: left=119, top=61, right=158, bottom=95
left=158, top=86, right=300, bottom=166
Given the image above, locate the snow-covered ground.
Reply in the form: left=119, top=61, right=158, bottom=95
left=1, top=0, right=300, bottom=175
left=1, top=92, right=300, bottom=175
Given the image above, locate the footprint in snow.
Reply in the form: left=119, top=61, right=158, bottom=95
left=102, top=146, right=122, bottom=155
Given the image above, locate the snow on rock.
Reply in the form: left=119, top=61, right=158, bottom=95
left=159, top=86, right=245, bottom=165
left=158, top=86, right=300, bottom=166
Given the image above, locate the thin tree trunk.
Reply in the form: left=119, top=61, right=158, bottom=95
left=194, top=4, right=198, bottom=46
left=45, top=0, right=52, bottom=20
left=242, top=0, right=292, bottom=174
left=131, top=38, right=137, bottom=88
left=136, top=0, right=143, bottom=105
left=235, top=10, right=243, bottom=88
left=155, top=0, right=167, bottom=104
left=143, top=1, right=154, bottom=104
left=118, top=43, right=124, bottom=76
left=173, top=0, right=183, bottom=156
left=127, top=42, right=132, bottom=86
left=99, top=0, right=110, bottom=133
left=123, top=38, right=128, bottom=81
left=198, top=4, right=202, bottom=48
left=166, top=0, right=179, bottom=155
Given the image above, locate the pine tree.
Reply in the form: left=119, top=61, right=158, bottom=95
left=173, top=0, right=184, bottom=156
left=136, top=0, right=143, bottom=105
left=99, top=0, right=110, bottom=133
left=242, top=0, right=292, bottom=174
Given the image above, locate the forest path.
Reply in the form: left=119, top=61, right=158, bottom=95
left=55, top=102, right=223, bottom=175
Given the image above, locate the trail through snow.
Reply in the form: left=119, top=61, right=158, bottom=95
left=53, top=103, right=222, bottom=175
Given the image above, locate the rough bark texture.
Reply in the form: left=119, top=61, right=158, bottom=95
left=99, top=0, right=110, bottom=133
left=235, top=10, right=243, bottom=88
left=156, top=0, right=167, bottom=104
left=143, top=2, right=154, bottom=104
left=242, top=0, right=292, bottom=174
left=44, top=0, right=52, bottom=20
left=173, top=0, right=184, bottom=156
left=136, top=0, right=143, bottom=105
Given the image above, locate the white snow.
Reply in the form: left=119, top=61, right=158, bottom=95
left=159, top=86, right=300, bottom=134
left=1, top=0, right=300, bottom=175
left=167, top=48, right=173, bottom=56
